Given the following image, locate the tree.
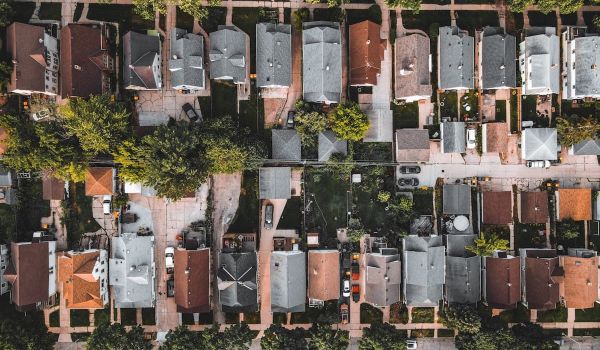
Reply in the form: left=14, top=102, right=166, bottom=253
left=377, top=191, right=391, bottom=203
left=161, top=324, right=253, bottom=350
left=308, top=323, right=349, bottom=350
left=347, top=217, right=366, bottom=243
left=161, top=325, right=204, bottom=350
left=292, top=8, right=310, bottom=31
left=384, top=0, right=420, bottom=11
left=0, top=315, right=56, bottom=350
left=328, top=102, right=370, bottom=142
left=556, top=116, right=600, bottom=147
left=133, top=0, right=219, bottom=21
left=0, top=61, right=12, bottom=91
left=511, top=323, right=559, bottom=350
left=439, top=304, right=481, bottom=334
left=261, top=324, right=307, bottom=350
left=359, top=321, right=406, bottom=350
left=466, top=232, right=509, bottom=257
left=0, top=0, right=14, bottom=27
left=508, top=0, right=582, bottom=13
left=179, top=0, right=209, bottom=20
left=87, top=323, right=151, bottom=350
left=455, top=328, right=514, bottom=350
left=295, top=111, right=328, bottom=148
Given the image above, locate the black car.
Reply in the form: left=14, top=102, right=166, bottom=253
left=182, top=103, right=201, bottom=122
left=167, top=279, right=175, bottom=297
left=400, top=165, right=421, bottom=174
left=398, top=178, right=419, bottom=187
left=287, top=111, right=296, bottom=128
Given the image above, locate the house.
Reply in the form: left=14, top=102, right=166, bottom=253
left=259, top=167, right=291, bottom=199
left=85, top=167, right=114, bottom=196
left=395, top=34, right=432, bottom=101
left=479, top=27, right=516, bottom=89
left=443, top=184, right=471, bottom=215
left=402, top=235, right=445, bottom=307
left=446, top=235, right=481, bottom=304
left=365, top=248, right=401, bottom=307
left=123, top=31, right=162, bottom=90
left=482, top=123, right=509, bottom=154
left=570, top=139, right=600, bottom=155
left=174, top=247, right=210, bottom=313
left=42, top=177, right=65, bottom=201
left=561, top=248, right=598, bottom=309
left=521, top=128, right=557, bottom=161
left=519, top=248, right=563, bottom=310
left=303, top=22, right=342, bottom=104
left=109, top=233, right=156, bottom=308
left=483, top=252, right=520, bottom=309
left=1, top=245, right=9, bottom=295
left=519, top=191, right=549, bottom=224
left=308, top=250, right=340, bottom=306
left=438, top=26, right=474, bottom=90
left=482, top=191, right=513, bottom=225
left=271, top=251, right=306, bottom=313
left=556, top=188, right=592, bottom=221
left=519, top=27, right=559, bottom=95
left=256, top=23, right=291, bottom=88
left=363, top=109, right=393, bottom=143
left=170, top=28, right=205, bottom=91
left=395, top=129, right=430, bottom=162
left=562, top=27, right=600, bottom=100
left=218, top=251, right=258, bottom=312
left=441, top=122, right=466, bottom=154
left=349, top=21, right=385, bottom=86
left=271, top=129, right=301, bottom=161
left=3, top=240, right=57, bottom=311
left=58, top=249, right=108, bottom=309
left=61, top=24, right=114, bottom=98
left=318, top=130, right=347, bottom=162
left=209, top=26, right=247, bottom=84
left=0, top=167, right=15, bottom=205
left=7, top=22, right=59, bottom=95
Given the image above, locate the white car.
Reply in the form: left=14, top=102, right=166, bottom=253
left=466, top=129, right=476, bottom=149
left=32, top=109, right=50, bottom=121
left=102, top=195, right=112, bottom=215
left=526, top=160, right=551, bottom=168
left=342, top=280, right=350, bottom=298
left=165, top=247, right=175, bottom=274
left=406, top=339, right=418, bottom=349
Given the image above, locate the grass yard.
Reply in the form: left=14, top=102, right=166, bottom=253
left=413, top=189, right=433, bottom=216
left=499, top=303, right=530, bottom=323
left=276, top=197, right=302, bottom=230
left=561, top=100, right=600, bottom=119
left=391, top=101, right=419, bottom=129
left=353, top=142, right=393, bottom=162
left=49, top=310, right=60, bottom=327
left=401, top=11, right=451, bottom=34
left=0, top=204, right=16, bottom=244
left=514, top=223, right=546, bottom=250
left=555, top=220, right=585, bottom=252
left=440, top=91, right=458, bottom=119
left=346, top=5, right=382, bottom=25
left=142, top=308, right=156, bottom=325
left=120, top=308, right=137, bottom=326
left=176, top=7, right=195, bottom=32
left=390, top=302, right=409, bottom=324
left=94, top=308, right=110, bottom=326
left=460, top=90, right=479, bottom=121
left=411, top=307, right=434, bottom=323
left=273, top=312, right=287, bottom=324
left=228, top=171, right=259, bottom=233
left=313, top=8, right=343, bottom=22
left=238, top=88, right=265, bottom=135
left=210, top=81, right=237, bottom=118
left=291, top=301, right=338, bottom=324
left=232, top=8, right=262, bottom=73
left=200, top=7, right=227, bottom=33
left=70, top=310, right=90, bottom=327
left=456, top=11, right=499, bottom=34
left=62, top=182, right=101, bottom=250
left=576, top=304, right=600, bottom=322
left=38, top=3, right=61, bottom=20
left=537, top=304, right=567, bottom=323
left=411, top=329, right=435, bottom=337
left=360, top=303, right=383, bottom=324
left=87, top=4, right=154, bottom=31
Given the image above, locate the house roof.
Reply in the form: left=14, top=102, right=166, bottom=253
left=302, top=22, right=342, bottom=103
left=123, top=31, right=161, bottom=89
left=170, top=28, right=205, bottom=90
left=271, top=251, right=306, bottom=313
left=570, top=36, right=600, bottom=98
left=482, top=191, right=513, bottom=225
left=58, top=250, right=106, bottom=309
left=4, top=242, right=53, bottom=309
left=441, top=122, right=466, bottom=153
left=6, top=22, right=47, bottom=93
left=484, top=256, right=520, bottom=309
left=520, top=28, right=560, bottom=95
left=446, top=256, right=481, bottom=304
left=217, top=251, right=258, bottom=312
left=271, top=129, right=301, bottom=160
left=558, top=188, right=592, bottom=221
left=439, top=26, right=474, bottom=90
left=562, top=254, right=598, bottom=309
left=443, top=184, right=471, bottom=215
left=174, top=248, right=210, bottom=313
left=481, top=27, right=516, bottom=89
left=363, top=109, right=393, bottom=142
left=318, top=130, right=347, bottom=162
left=403, top=236, right=445, bottom=307
left=446, top=234, right=476, bottom=257
left=256, top=23, right=291, bottom=88
left=395, top=129, right=430, bottom=162
left=520, top=191, right=549, bottom=224
left=85, top=167, right=113, bottom=196
left=349, top=21, right=385, bottom=86
left=482, top=122, right=509, bottom=154
left=43, top=177, right=65, bottom=200
left=520, top=249, right=562, bottom=310
left=394, top=34, right=432, bottom=100
left=259, top=167, right=291, bottom=199
left=308, top=250, right=340, bottom=302
left=521, top=128, right=557, bottom=161
left=365, top=250, right=401, bottom=307
left=572, top=139, right=600, bottom=155
left=209, top=26, right=247, bottom=84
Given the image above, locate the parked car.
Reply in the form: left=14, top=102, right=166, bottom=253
left=406, top=339, right=418, bottom=349
left=166, top=278, right=175, bottom=297
left=264, top=204, right=274, bottom=229
left=352, top=284, right=360, bottom=302
left=466, top=128, right=476, bottom=149
left=182, top=103, right=201, bottom=122
left=342, top=252, right=351, bottom=269
left=526, top=160, right=551, bottom=168
left=102, top=195, right=112, bottom=215
left=340, top=303, right=349, bottom=324
left=342, top=280, right=350, bottom=297
left=400, top=165, right=421, bottom=174
left=351, top=253, right=360, bottom=281
left=398, top=178, right=419, bottom=187
left=287, top=111, right=295, bottom=128
left=165, top=247, right=175, bottom=274
left=32, top=109, right=50, bottom=121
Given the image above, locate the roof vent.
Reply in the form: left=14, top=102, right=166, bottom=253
left=592, top=64, right=597, bottom=70
left=277, top=41, right=281, bottom=45
left=326, top=66, right=330, bottom=71
left=500, top=65, right=505, bottom=70
left=39, top=38, right=43, bottom=44
left=366, top=39, right=371, bottom=45
left=458, top=65, right=463, bottom=70
left=74, top=65, right=82, bottom=71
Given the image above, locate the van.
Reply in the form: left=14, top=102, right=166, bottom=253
left=264, top=204, right=274, bottom=229
left=102, top=195, right=112, bottom=215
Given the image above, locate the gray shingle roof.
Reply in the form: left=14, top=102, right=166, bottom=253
left=403, top=235, right=445, bottom=307
left=170, top=28, right=205, bottom=90
left=439, top=26, right=474, bottom=90
left=256, top=23, right=291, bottom=88
left=446, top=256, right=481, bottom=304
left=565, top=36, right=600, bottom=99
left=519, top=27, right=559, bottom=95
left=395, top=129, right=430, bottom=162
left=217, top=251, right=258, bottom=312
left=447, top=234, right=476, bottom=257
left=209, top=26, right=247, bottom=84
left=363, top=109, right=393, bottom=142
left=302, top=22, right=342, bottom=103
left=441, top=122, right=466, bottom=153
left=365, top=250, right=401, bottom=307
left=521, top=128, right=558, bottom=160
left=259, top=167, right=291, bottom=199
left=481, top=27, right=516, bottom=89
left=318, top=130, right=347, bottom=161
left=395, top=34, right=432, bottom=100
left=123, top=31, right=161, bottom=90
left=270, top=251, right=306, bottom=313
left=272, top=129, right=301, bottom=160
left=443, top=184, right=471, bottom=215
left=573, top=139, right=600, bottom=155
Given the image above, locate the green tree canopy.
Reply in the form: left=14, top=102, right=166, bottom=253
left=456, top=322, right=559, bottom=350
left=384, top=0, right=421, bottom=11
left=308, top=322, right=349, bottom=350
left=0, top=0, right=14, bottom=27
left=508, top=0, right=582, bottom=13
left=466, top=232, right=509, bottom=257
left=87, top=323, right=151, bottom=350
left=260, top=324, right=307, bottom=350
left=439, top=304, right=481, bottom=334
left=133, top=0, right=218, bottom=21
left=160, top=324, right=254, bottom=350
left=295, top=111, right=328, bottom=148
left=0, top=311, right=56, bottom=350
left=556, top=116, right=600, bottom=147
left=328, top=102, right=370, bottom=142
left=358, top=321, right=406, bottom=350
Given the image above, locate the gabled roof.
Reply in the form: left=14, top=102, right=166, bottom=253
left=271, top=251, right=306, bottom=313
left=403, top=235, right=445, bottom=307
left=318, top=130, right=347, bottom=162
left=302, top=22, right=342, bottom=103
left=572, top=139, right=600, bottom=155
left=557, top=188, right=592, bottom=221
left=568, top=36, right=600, bottom=98
left=58, top=250, right=107, bottom=309
left=395, top=129, right=430, bottom=162
left=170, top=28, right=205, bottom=90
left=85, top=167, right=114, bottom=196
left=308, top=250, right=340, bottom=302
left=365, top=250, right=401, bottom=307
left=349, top=21, right=385, bottom=86
left=482, top=191, right=513, bottom=225
left=363, top=109, right=393, bottom=142
left=123, top=31, right=161, bottom=89
left=562, top=252, right=598, bottom=309
left=482, top=122, right=509, bottom=154
left=441, top=122, right=466, bottom=153
left=519, top=27, right=559, bottom=95
left=521, top=128, right=557, bottom=160
left=481, top=27, right=516, bottom=89
left=271, top=129, right=301, bottom=161
left=520, top=249, right=563, bottom=310
left=209, top=26, right=247, bottom=84
left=259, top=167, right=291, bottom=199
left=443, top=184, right=471, bottom=215
left=217, top=251, right=258, bottom=312
left=446, top=256, right=481, bottom=304
left=439, top=26, right=474, bottom=90
left=6, top=22, right=47, bottom=94
left=256, top=23, right=291, bottom=88
left=484, top=256, right=520, bottom=309
left=520, top=191, right=549, bottom=224
left=394, top=34, right=432, bottom=100
left=174, top=248, right=210, bottom=313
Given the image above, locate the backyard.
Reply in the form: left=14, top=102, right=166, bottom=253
left=391, top=101, right=419, bottom=129
left=291, top=301, right=338, bottom=324
left=62, top=182, right=101, bottom=250
left=228, top=171, right=259, bottom=234
left=390, top=302, right=409, bottom=324
left=360, top=303, right=383, bottom=324
left=514, top=223, right=547, bottom=250
left=411, top=307, right=435, bottom=323
left=554, top=220, right=585, bottom=252
left=439, top=91, right=458, bottom=120
left=460, top=90, right=479, bottom=121
left=456, top=11, right=499, bottom=33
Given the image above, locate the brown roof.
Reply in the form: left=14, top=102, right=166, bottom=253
left=85, top=167, right=113, bottom=195
left=395, top=129, right=430, bottom=162
left=349, top=21, right=385, bottom=86
left=562, top=255, right=598, bottom=309
left=4, top=242, right=50, bottom=309
left=174, top=248, right=210, bottom=313
left=61, top=24, right=110, bottom=98
left=520, top=191, right=549, bottom=224
left=483, top=123, right=509, bottom=154
left=525, top=256, right=563, bottom=310
left=58, top=250, right=105, bottom=309
left=6, top=22, right=46, bottom=93
left=43, top=177, right=65, bottom=200
left=394, top=34, right=432, bottom=99
left=482, top=191, right=513, bottom=225
left=485, top=256, right=520, bottom=309
left=558, top=188, right=592, bottom=221
left=308, top=250, right=340, bottom=301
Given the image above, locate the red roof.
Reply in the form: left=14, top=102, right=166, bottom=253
left=485, top=256, right=520, bottom=309
left=4, top=242, right=51, bottom=310
left=520, top=191, right=549, bottom=224
left=85, top=168, right=113, bottom=195
left=174, top=248, right=210, bottom=313
left=482, top=191, right=513, bottom=225
left=349, top=21, right=385, bottom=86
left=6, top=22, right=46, bottom=93
left=562, top=255, right=598, bottom=309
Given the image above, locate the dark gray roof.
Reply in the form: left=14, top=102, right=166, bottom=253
left=123, top=31, right=161, bottom=90
left=403, top=235, right=445, bottom=307
left=446, top=256, right=481, bottom=304
left=170, top=28, right=205, bottom=90
left=481, top=27, right=516, bottom=89
left=302, top=22, right=342, bottom=103
left=568, top=36, right=600, bottom=98
left=439, top=26, right=474, bottom=90
left=519, top=27, right=559, bottom=95
left=272, top=129, right=301, bottom=161
left=365, top=250, right=401, bottom=307
left=395, top=129, right=430, bottom=162
left=318, top=130, right=347, bottom=161
left=443, top=184, right=471, bottom=215
left=441, top=122, right=466, bottom=153
left=573, top=139, right=600, bottom=155
left=217, top=251, right=258, bottom=312
left=259, top=167, right=291, bottom=199
left=209, top=26, right=247, bottom=84
left=270, top=251, right=306, bottom=313
left=364, top=109, right=393, bottom=142
left=256, top=23, right=291, bottom=88
left=447, top=234, right=476, bottom=257
left=521, top=128, right=557, bottom=160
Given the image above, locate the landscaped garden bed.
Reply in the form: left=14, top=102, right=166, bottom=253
left=390, top=302, right=409, bottom=324
left=291, top=301, right=338, bottom=324
left=576, top=304, right=600, bottom=322
left=555, top=220, right=585, bottom=251
left=360, top=303, right=383, bottom=324
left=391, top=101, right=419, bottom=129
left=142, top=308, right=156, bottom=325
left=120, top=309, right=137, bottom=326
left=411, top=307, right=434, bottom=323
left=514, top=223, right=547, bottom=250
left=70, top=309, right=90, bottom=327
left=537, top=304, right=567, bottom=323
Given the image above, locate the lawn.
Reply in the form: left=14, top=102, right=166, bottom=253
left=70, top=310, right=90, bottom=327
left=390, top=302, right=409, bottom=324
left=291, top=301, right=338, bottom=324
left=360, top=303, right=383, bottom=324
left=555, top=220, right=585, bottom=252
left=38, top=3, right=61, bottom=20
left=576, top=304, right=600, bottom=322
left=353, top=142, right=393, bottom=162
left=411, top=329, right=434, bottom=337
left=120, top=308, right=137, bottom=326
left=510, top=90, right=519, bottom=133
left=514, top=223, right=546, bottom=250
left=0, top=204, right=16, bottom=245
left=49, top=310, right=60, bottom=327
left=210, top=81, right=237, bottom=118
left=401, top=11, right=451, bottom=34
left=94, top=308, right=110, bottom=326
left=346, top=5, right=382, bottom=25
left=232, top=8, right=265, bottom=73
left=313, top=8, right=343, bottom=22
left=411, top=307, right=434, bottom=323
left=273, top=313, right=287, bottom=324
left=200, top=7, right=227, bottom=33
left=413, top=189, right=433, bottom=216
left=62, top=182, right=101, bottom=249
left=561, top=100, right=600, bottom=119
left=537, top=304, right=567, bottom=323
left=176, top=7, right=195, bottom=32
left=86, top=4, right=154, bottom=31
left=499, top=303, right=530, bottom=323
left=440, top=91, right=458, bottom=119
left=238, top=89, right=265, bottom=136
left=456, top=11, right=499, bottom=34
left=460, top=90, right=479, bottom=121
left=391, top=101, right=419, bottom=129
left=228, top=171, right=259, bottom=233
left=142, top=308, right=156, bottom=325
left=276, top=197, right=302, bottom=230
